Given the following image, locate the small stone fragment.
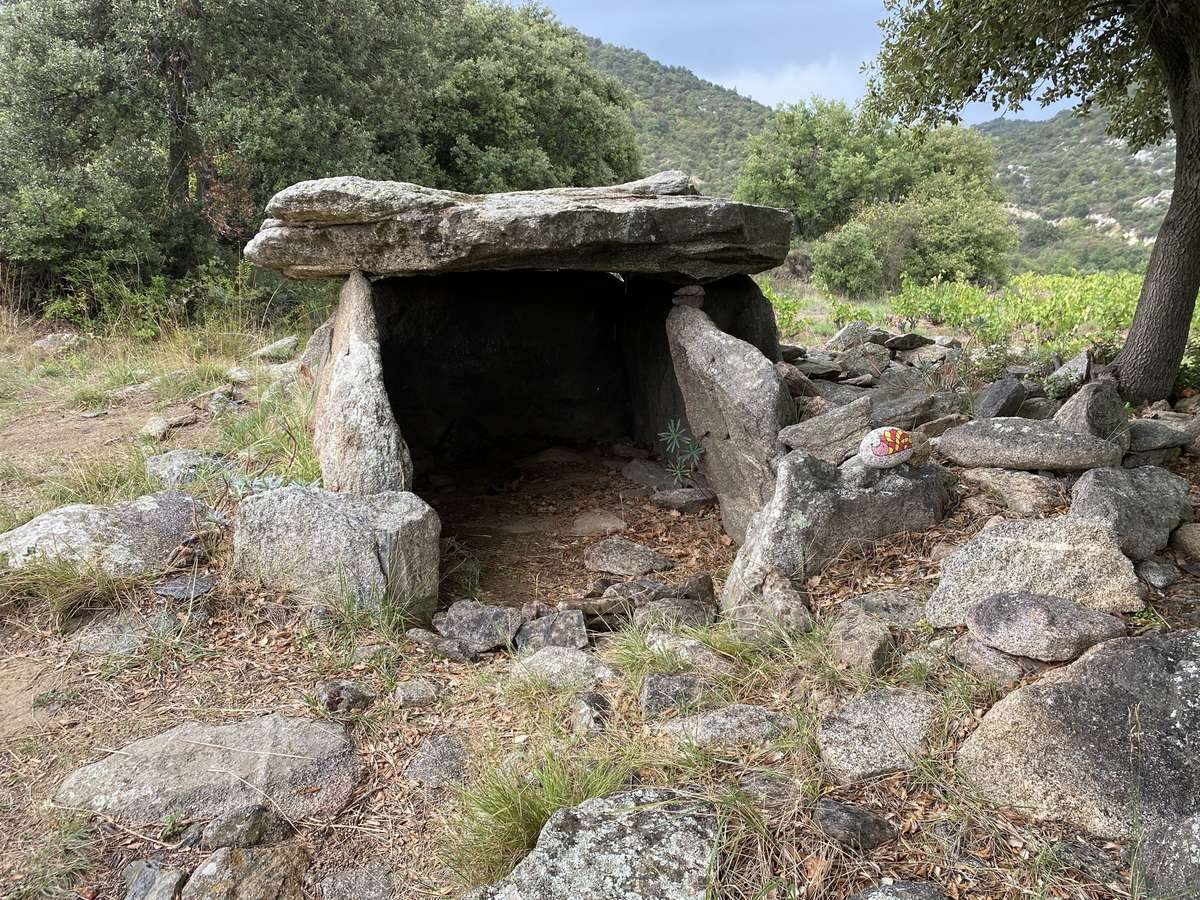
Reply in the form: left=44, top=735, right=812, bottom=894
left=433, top=600, right=524, bottom=654
left=812, top=798, right=897, bottom=850
left=406, top=627, right=478, bottom=662
left=856, top=426, right=915, bottom=468
left=200, top=804, right=283, bottom=850
left=828, top=610, right=895, bottom=674
left=514, top=610, right=590, bottom=652
left=640, top=673, right=704, bottom=717
left=849, top=881, right=947, bottom=900
left=313, top=680, right=375, bottom=713
left=975, top=377, right=1027, bottom=418
left=572, top=692, right=612, bottom=735
left=632, top=597, right=714, bottom=629
left=817, top=689, right=938, bottom=783
left=659, top=703, right=784, bottom=749
left=406, top=734, right=469, bottom=788
left=181, top=844, right=309, bottom=899
left=1136, top=558, right=1180, bottom=590
left=583, top=537, right=674, bottom=577
left=511, top=646, right=615, bottom=690
left=651, top=487, right=718, bottom=513
left=123, top=859, right=188, bottom=900
left=393, top=677, right=439, bottom=709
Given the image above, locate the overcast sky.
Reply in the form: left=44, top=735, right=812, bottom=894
left=534, top=0, right=1070, bottom=122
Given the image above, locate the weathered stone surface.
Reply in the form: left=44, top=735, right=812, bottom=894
left=728, top=568, right=814, bottom=639
left=515, top=610, right=589, bottom=652
left=33, top=331, right=82, bottom=354
left=651, top=487, right=718, bottom=513
left=251, top=335, right=298, bottom=361
left=181, top=845, right=309, bottom=899
left=926, top=517, right=1142, bottom=627
left=55, top=715, right=360, bottom=822
left=569, top=508, right=626, bottom=536
left=817, top=689, right=939, bottom=783
left=0, top=492, right=207, bottom=577
left=640, top=673, right=704, bottom=717
left=828, top=610, right=895, bottom=673
left=313, top=272, right=412, bottom=493
left=620, top=459, right=679, bottom=491
left=1015, top=396, right=1061, bottom=420
left=975, top=377, right=1027, bottom=418
left=916, top=413, right=968, bottom=438
left=246, top=172, right=791, bottom=282
left=1175, top=523, right=1200, bottom=560
left=231, top=486, right=439, bottom=608
left=951, top=634, right=1046, bottom=687
left=433, top=600, right=525, bottom=654
left=406, top=627, right=477, bottom=662
left=1125, top=447, right=1183, bottom=468
left=583, top=537, right=673, bottom=577
left=938, top=418, right=1124, bottom=472
left=1069, top=466, right=1192, bottom=560
left=835, top=343, right=891, bottom=378
left=123, top=859, right=187, bottom=900
left=884, top=333, right=933, bottom=352
left=646, top=628, right=735, bottom=675
left=778, top=396, right=872, bottom=464
left=572, top=692, right=612, bottom=736
left=199, top=804, right=283, bottom=850
left=844, top=590, right=925, bottom=627
left=774, top=361, right=820, bottom=397
left=511, top=647, right=615, bottom=690
left=393, top=677, right=440, bottom=708
left=1053, top=382, right=1130, bottom=451
left=959, top=467, right=1063, bottom=516
left=659, top=703, right=784, bottom=749
left=297, top=316, right=334, bottom=379
left=313, top=679, right=375, bottom=713
left=812, top=799, right=896, bottom=850
left=722, top=452, right=954, bottom=627
left=1129, top=418, right=1191, bottom=452
left=957, top=631, right=1200, bottom=840
left=469, top=788, right=717, bottom=900
left=825, top=321, right=873, bottom=351
left=849, top=882, right=947, bottom=900
left=1137, top=557, right=1181, bottom=590
left=406, top=734, right=469, bottom=787
left=146, top=449, right=224, bottom=489
left=632, top=597, right=714, bottom=629
left=319, top=862, right=394, bottom=900
left=965, top=593, right=1126, bottom=662
left=1139, top=814, right=1200, bottom=899
left=667, top=305, right=794, bottom=542
left=1047, top=350, right=1091, bottom=395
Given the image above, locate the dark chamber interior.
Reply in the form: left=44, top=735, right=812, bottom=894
left=374, top=270, right=777, bottom=474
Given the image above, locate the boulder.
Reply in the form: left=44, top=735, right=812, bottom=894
left=313, top=272, right=413, bottom=493
left=1053, top=382, right=1130, bottom=451
left=1069, top=466, right=1192, bottom=560
left=870, top=391, right=966, bottom=431
left=834, top=343, right=892, bottom=378
left=1173, top=523, right=1200, bottom=560
left=640, top=672, right=704, bottom=717
left=926, top=517, right=1142, bottom=627
left=957, top=631, right=1200, bottom=840
left=1138, top=814, right=1200, bottom=899
left=666, top=306, right=794, bottom=542
left=1129, top=418, right=1191, bottom=452
left=406, top=627, right=477, bottom=662
left=825, top=321, right=873, bottom=351
left=181, top=845, right=309, bottom=899
left=55, top=714, right=360, bottom=822
left=727, top=568, right=814, bottom=640
left=951, top=634, right=1046, bottom=687
left=621, top=458, right=679, bottom=491
left=468, top=788, right=717, bottom=900
left=774, top=361, right=820, bottom=398
left=937, top=418, right=1124, bottom=472
left=514, top=610, right=590, bottom=652
left=722, top=451, right=954, bottom=627
left=884, top=333, right=933, bottom=352
left=245, top=172, right=791, bottom=282
left=959, top=467, right=1063, bottom=516
left=231, top=486, right=440, bottom=610
left=659, top=703, right=784, bottom=749
left=0, top=492, right=208, bottom=577
left=965, top=593, right=1126, bottom=662
left=975, top=377, right=1027, bottom=418
left=511, top=647, right=615, bottom=690
left=778, top=396, right=872, bottom=464
left=433, top=600, right=525, bottom=654
left=583, top=537, right=673, bottom=577
left=817, top=689, right=939, bottom=783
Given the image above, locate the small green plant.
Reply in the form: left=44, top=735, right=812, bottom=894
left=657, top=418, right=704, bottom=486
left=445, top=750, right=631, bottom=887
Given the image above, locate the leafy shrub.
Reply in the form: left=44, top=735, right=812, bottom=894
left=812, top=222, right=883, bottom=299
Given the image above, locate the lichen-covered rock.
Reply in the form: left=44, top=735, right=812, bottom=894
left=828, top=610, right=895, bottom=673
left=965, top=593, right=1126, bottom=662
left=393, top=677, right=440, bottom=709
left=667, top=305, right=794, bottom=542
left=640, top=672, right=704, bottom=717
left=722, top=452, right=954, bottom=627
left=514, top=610, right=589, bottom=652
left=123, top=859, right=187, bottom=900
left=938, top=418, right=1124, bottom=472
left=0, top=492, right=208, bottom=577
left=313, top=272, right=412, bottom=493
left=433, top=600, right=525, bottom=654
left=957, top=631, right=1200, bottom=840
left=777, top=395, right=872, bottom=464
left=658, top=703, right=784, bottom=749
left=1138, top=814, right=1200, bottom=899
left=583, top=537, right=674, bottom=577
left=320, top=862, right=394, bottom=900
left=511, top=647, right=615, bottom=690
left=959, top=467, right=1063, bottom=517
left=849, top=882, right=947, bottom=900
left=951, top=634, right=1047, bottom=687
left=245, top=172, right=791, bottom=282
left=632, top=597, right=714, bottom=630
left=231, top=486, right=439, bottom=609
left=812, top=799, right=896, bottom=851
left=145, top=449, right=225, bottom=489
left=1053, top=382, right=1130, bottom=451
left=925, top=517, right=1143, bottom=628
left=55, top=715, right=360, bottom=822
left=468, top=788, right=717, bottom=899
left=1129, top=418, right=1192, bottom=452
left=817, top=689, right=939, bottom=783
left=406, top=734, right=469, bottom=788
left=181, top=845, right=309, bottom=899
left=1069, top=466, right=1192, bottom=560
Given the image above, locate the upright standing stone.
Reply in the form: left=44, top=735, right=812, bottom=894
left=666, top=305, right=794, bottom=543
left=313, top=271, right=413, bottom=493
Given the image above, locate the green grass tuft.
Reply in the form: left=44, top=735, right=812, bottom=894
left=9, top=818, right=98, bottom=899
left=0, top=557, right=149, bottom=630
left=218, top=389, right=319, bottom=483
left=41, top=448, right=158, bottom=507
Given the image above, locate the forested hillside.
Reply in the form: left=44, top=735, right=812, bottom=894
left=584, top=38, right=770, bottom=196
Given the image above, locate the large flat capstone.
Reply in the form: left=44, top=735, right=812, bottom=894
left=55, top=714, right=361, bottom=822
left=244, top=172, right=792, bottom=282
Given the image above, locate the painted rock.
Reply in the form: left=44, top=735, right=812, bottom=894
left=857, top=426, right=915, bottom=468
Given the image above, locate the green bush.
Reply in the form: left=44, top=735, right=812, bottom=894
left=812, top=222, right=883, bottom=298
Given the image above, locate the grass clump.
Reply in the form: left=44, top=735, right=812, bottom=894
left=0, top=557, right=148, bottom=629
left=219, top=389, right=319, bottom=483
left=41, top=448, right=157, bottom=507
left=9, top=818, right=99, bottom=900
left=446, top=750, right=631, bottom=887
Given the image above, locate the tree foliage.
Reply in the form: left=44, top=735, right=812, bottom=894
left=0, top=0, right=641, bottom=301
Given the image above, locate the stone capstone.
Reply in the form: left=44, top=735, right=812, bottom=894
left=957, top=631, right=1200, bottom=840
left=938, top=418, right=1124, bottom=472
left=55, top=715, right=360, bottom=822
left=1069, top=466, right=1192, bottom=560
left=245, top=171, right=792, bottom=282
left=0, top=492, right=208, bottom=577
left=231, top=486, right=439, bottom=609
left=666, top=305, right=794, bottom=542
left=925, top=516, right=1143, bottom=627
left=468, top=788, right=717, bottom=900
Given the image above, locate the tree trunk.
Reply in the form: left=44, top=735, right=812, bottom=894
left=1115, top=6, right=1200, bottom=401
